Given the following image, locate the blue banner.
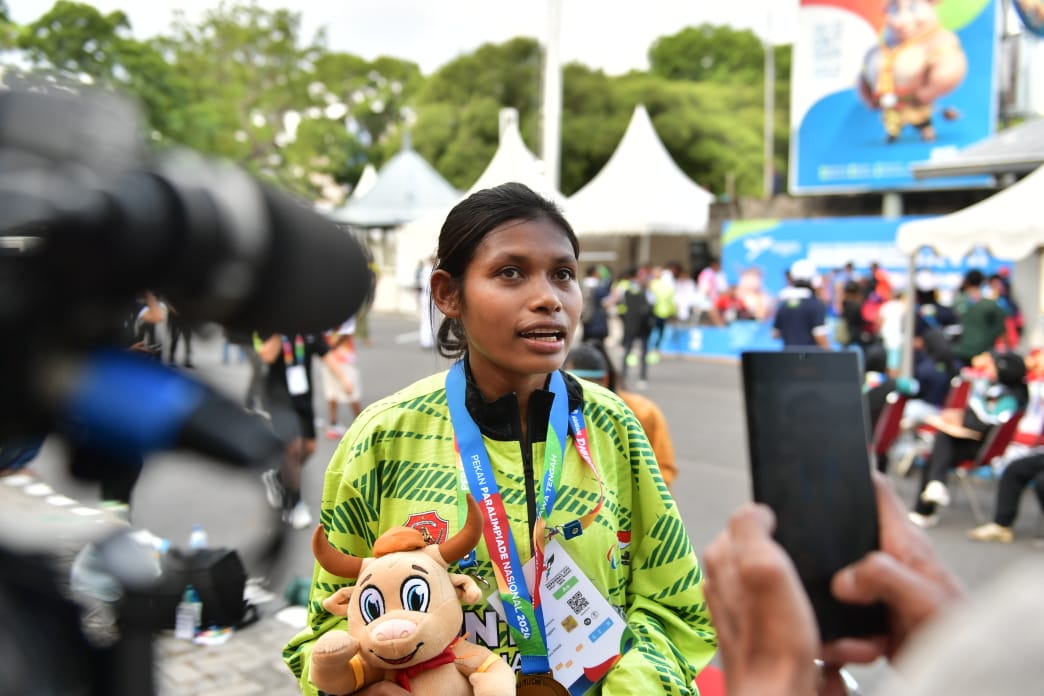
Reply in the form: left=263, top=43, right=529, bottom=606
left=657, top=216, right=1009, bottom=360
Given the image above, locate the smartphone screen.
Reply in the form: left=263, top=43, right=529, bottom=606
left=741, top=350, right=887, bottom=642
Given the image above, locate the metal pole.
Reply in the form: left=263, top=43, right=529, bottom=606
left=763, top=14, right=775, bottom=199
left=884, top=192, right=916, bottom=379
left=541, top=0, right=563, bottom=191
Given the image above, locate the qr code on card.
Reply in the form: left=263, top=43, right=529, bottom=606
left=566, top=591, right=589, bottom=615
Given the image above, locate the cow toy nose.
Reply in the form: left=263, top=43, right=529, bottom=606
left=373, top=618, right=417, bottom=642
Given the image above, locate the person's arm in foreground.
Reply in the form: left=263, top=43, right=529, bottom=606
left=823, top=472, right=966, bottom=665
left=703, top=472, right=966, bottom=696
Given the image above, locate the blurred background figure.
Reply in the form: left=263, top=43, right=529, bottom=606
left=580, top=263, right=611, bottom=348
left=166, top=303, right=194, bottom=369
left=417, top=254, right=436, bottom=350
left=772, top=259, right=829, bottom=349
left=321, top=317, right=363, bottom=440
left=648, top=262, right=679, bottom=361
left=258, top=332, right=357, bottom=529
left=565, top=342, right=677, bottom=489
left=613, top=265, right=655, bottom=388
left=354, top=249, right=379, bottom=348
left=734, top=266, right=773, bottom=322
left=909, top=350, right=1028, bottom=528
left=988, top=270, right=1023, bottom=351
left=952, top=270, right=1006, bottom=366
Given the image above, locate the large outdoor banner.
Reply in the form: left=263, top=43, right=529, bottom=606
left=1014, top=0, right=1044, bottom=37
left=790, top=0, right=999, bottom=194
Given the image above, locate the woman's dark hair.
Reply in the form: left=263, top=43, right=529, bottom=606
left=431, top=182, right=578, bottom=359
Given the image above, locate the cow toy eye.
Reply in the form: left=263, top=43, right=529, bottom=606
left=359, top=587, right=385, bottom=624
left=401, top=577, right=430, bottom=613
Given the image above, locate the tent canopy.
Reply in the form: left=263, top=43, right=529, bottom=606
left=896, top=165, right=1044, bottom=260
left=466, top=108, right=566, bottom=203
left=330, top=135, right=460, bottom=228
left=567, top=104, right=714, bottom=237
left=351, top=163, right=378, bottom=199
left=393, top=108, right=566, bottom=287
left=911, top=117, right=1044, bottom=180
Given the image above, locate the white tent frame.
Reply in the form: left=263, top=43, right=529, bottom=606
left=566, top=104, right=713, bottom=264
left=896, top=165, right=1044, bottom=348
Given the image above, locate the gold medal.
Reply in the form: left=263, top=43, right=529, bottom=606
left=516, top=672, right=570, bottom=696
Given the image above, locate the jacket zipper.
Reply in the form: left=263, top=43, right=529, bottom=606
left=512, top=408, right=539, bottom=552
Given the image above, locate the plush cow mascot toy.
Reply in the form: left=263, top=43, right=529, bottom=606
left=310, top=495, right=515, bottom=695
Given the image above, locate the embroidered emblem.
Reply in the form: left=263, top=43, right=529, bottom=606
left=404, top=510, right=449, bottom=545
left=617, top=530, right=631, bottom=567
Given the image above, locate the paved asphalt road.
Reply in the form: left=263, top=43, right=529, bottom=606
left=18, top=312, right=1044, bottom=694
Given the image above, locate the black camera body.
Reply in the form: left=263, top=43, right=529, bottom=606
left=0, top=84, right=373, bottom=695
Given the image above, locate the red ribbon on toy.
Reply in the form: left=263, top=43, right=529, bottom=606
left=394, top=642, right=458, bottom=692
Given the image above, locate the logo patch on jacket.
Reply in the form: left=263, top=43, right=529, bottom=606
left=404, top=510, right=449, bottom=544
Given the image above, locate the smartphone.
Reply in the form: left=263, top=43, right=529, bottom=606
left=741, top=350, right=887, bottom=642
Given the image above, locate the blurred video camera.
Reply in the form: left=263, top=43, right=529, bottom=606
left=0, top=84, right=373, bottom=695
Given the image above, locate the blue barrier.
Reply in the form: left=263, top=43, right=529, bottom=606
left=657, top=321, right=782, bottom=360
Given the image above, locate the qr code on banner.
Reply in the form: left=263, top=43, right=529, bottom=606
left=566, top=591, right=589, bottom=615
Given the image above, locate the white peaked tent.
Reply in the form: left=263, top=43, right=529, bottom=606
left=567, top=104, right=714, bottom=240
left=393, top=108, right=566, bottom=294
left=329, top=135, right=460, bottom=228
left=351, top=163, right=378, bottom=200
left=463, top=108, right=566, bottom=204
left=897, top=165, right=1044, bottom=260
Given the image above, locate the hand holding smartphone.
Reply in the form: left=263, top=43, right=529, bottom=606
left=741, top=350, right=887, bottom=642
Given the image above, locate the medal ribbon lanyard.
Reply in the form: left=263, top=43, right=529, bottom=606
left=446, top=362, right=606, bottom=676
left=446, top=361, right=551, bottom=674
left=280, top=334, right=305, bottom=365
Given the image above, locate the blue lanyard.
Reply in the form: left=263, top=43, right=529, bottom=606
left=446, top=361, right=568, bottom=675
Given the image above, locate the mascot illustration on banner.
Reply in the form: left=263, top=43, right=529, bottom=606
left=309, top=495, right=515, bottom=695
left=858, top=0, right=968, bottom=143
left=1014, top=0, right=1044, bottom=35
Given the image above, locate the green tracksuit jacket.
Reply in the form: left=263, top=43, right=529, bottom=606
left=284, top=367, right=716, bottom=694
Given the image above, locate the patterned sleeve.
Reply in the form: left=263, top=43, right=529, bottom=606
left=600, top=403, right=717, bottom=695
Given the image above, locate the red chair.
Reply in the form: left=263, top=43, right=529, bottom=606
left=871, top=391, right=909, bottom=472
left=954, top=410, right=1025, bottom=524
left=912, top=375, right=970, bottom=443
left=943, top=375, right=971, bottom=410
left=903, top=376, right=973, bottom=473
left=694, top=664, right=725, bottom=696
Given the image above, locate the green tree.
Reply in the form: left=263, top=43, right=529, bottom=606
left=649, top=24, right=765, bottom=86
left=647, top=24, right=793, bottom=195
left=11, top=2, right=185, bottom=147
left=18, top=0, right=130, bottom=77
left=0, top=0, right=17, bottom=49
left=559, top=63, right=626, bottom=195
left=311, top=51, right=423, bottom=172
left=413, top=37, right=543, bottom=189
left=151, top=1, right=321, bottom=193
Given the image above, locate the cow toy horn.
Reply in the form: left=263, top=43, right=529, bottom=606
left=312, top=525, right=364, bottom=580
left=437, top=494, right=484, bottom=565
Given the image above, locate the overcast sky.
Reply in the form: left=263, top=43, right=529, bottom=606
left=7, top=0, right=799, bottom=75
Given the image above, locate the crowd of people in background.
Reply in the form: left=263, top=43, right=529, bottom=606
left=575, top=252, right=1044, bottom=546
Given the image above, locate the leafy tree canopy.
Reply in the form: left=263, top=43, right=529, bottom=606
left=3, top=2, right=792, bottom=201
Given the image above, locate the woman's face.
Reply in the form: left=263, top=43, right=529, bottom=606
left=436, top=217, right=581, bottom=398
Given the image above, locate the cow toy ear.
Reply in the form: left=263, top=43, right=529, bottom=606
left=448, top=573, right=482, bottom=604
left=322, top=587, right=356, bottom=617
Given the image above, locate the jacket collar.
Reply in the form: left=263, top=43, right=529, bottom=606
left=461, top=357, right=584, bottom=442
